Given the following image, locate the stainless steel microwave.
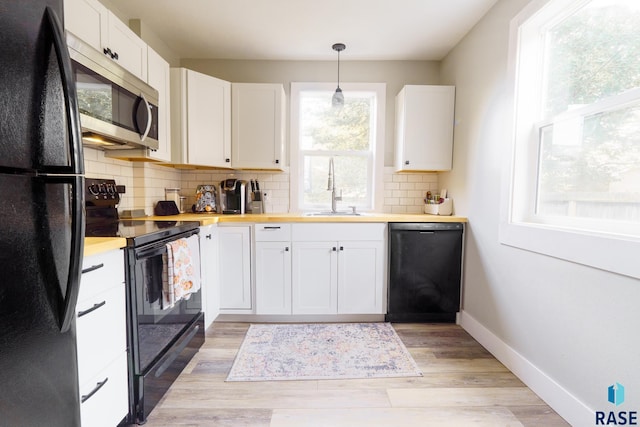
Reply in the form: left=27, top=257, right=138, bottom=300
left=66, top=33, right=159, bottom=150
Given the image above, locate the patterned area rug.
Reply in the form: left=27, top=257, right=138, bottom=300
left=226, top=323, right=422, bottom=382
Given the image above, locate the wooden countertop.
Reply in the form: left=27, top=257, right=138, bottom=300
left=146, top=212, right=468, bottom=225
left=84, top=237, right=127, bottom=257
left=83, top=213, right=466, bottom=255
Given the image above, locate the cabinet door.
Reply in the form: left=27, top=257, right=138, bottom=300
left=199, top=225, right=219, bottom=329
left=218, top=226, right=252, bottom=310
left=255, top=241, right=292, bottom=314
left=231, top=83, right=285, bottom=170
left=106, top=11, right=147, bottom=81
left=291, top=242, right=337, bottom=314
left=146, top=47, right=171, bottom=162
left=395, top=85, right=455, bottom=171
left=185, top=70, right=231, bottom=167
left=337, top=240, right=385, bottom=314
left=64, top=0, right=108, bottom=52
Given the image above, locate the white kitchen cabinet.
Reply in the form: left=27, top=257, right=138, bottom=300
left=231, top=83, right=285, bottom=170
left=395, top=85, right=455, bottom=172
left=337, top=241, right=385, bottom=314
left=199, top=224, right=220, bottom=329
left=291, top=241, right=338, bottom=314
left=218, top=225, right=252, bottom=311
left=290, top=223, right=386, bottom=315
left=171, top=68, right=232, bottom=168
left=77, top=249, right=128, bottom=427
left=254, top=224, right=292, bottom=314
left=64, top=0, right=147, bottom=81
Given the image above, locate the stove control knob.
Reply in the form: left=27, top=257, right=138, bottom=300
left=89, top=184, right=100, bottom=196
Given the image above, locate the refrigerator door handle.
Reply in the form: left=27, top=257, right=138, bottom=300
left=45, top=7, right=85, bottom=332
left=45, top=6, right=84, bottom=176
left=58, top=175, right=85, bottom=333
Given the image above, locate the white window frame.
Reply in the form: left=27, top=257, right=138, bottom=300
left=500, top=0, right=640, bottom=279
left=289, top=82, right=386, bottom=213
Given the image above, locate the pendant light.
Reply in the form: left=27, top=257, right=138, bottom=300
left=331, top=43, right=346, bottom=107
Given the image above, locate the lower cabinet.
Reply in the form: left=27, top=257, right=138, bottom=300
left=255, top=241, right=292, bottom=314
left=218, top=225, right=252, bottom=311
left=199, top=224, right=220, bottom=329
left=77, top=249, right=128, bottom=427
left=291, top=241, right=338, bottom=314
left=254, top=223, right=386, bottom=316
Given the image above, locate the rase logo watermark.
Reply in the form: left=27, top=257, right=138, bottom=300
left=596, top=383, right=637, bottom=425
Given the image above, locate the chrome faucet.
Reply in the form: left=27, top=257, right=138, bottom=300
left=327, top=157, right=342, bottom=213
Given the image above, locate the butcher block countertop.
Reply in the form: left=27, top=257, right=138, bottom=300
left=146, top=212, right=468, bottom=226
left=84, top=237, right=127, bottom=257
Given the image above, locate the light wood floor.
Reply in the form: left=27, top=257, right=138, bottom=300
left=141, top=322, right=569, bottom=427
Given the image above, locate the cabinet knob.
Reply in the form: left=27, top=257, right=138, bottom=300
left=205, top=234, right=212, bottom=239
left=405, top=160, right=410, bottom=165
left=339, top=246, right=344, bottom=251
left=332, top=247, right=337, bottom=251
left=112, top=51, right=119, bottom=60
left=225, top=158, right=230, bottom=163
left=285, top=247, right=289, bottom=251
left=103, top=47, right=111, bottom=56
left=275, top=159, right=280, bottom=164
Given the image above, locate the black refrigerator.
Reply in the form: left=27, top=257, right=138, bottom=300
left=0, top=1, right=85, bottom=426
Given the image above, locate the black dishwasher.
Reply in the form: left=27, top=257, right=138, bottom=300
left=386, top=222, right=463, bottom=322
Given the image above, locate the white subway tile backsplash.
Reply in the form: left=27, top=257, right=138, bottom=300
left=84, top=154, right=439, bottom=216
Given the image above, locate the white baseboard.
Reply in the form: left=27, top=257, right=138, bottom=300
left=459, top=310, right=593, bottom=427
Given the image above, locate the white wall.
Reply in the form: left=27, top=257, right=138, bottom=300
left=440, top=0, right=640, bottom=425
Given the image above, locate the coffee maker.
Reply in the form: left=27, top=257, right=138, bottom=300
left=219, top=179, right=247, bottom=214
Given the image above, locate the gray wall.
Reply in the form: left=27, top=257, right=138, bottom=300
left=439, top=0, right=640, bottom=424
left=180, top=59, right=440, bottom=166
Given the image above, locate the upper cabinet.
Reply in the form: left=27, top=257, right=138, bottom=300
left=144, top=47, right=171, bottom=162
left=64, top=0, right=147, bottom=81
left=170, top=68, right=232, bottom=168
left=231, top=83, right=285, bottom=170
left=394, top=85, right=455, bottom=172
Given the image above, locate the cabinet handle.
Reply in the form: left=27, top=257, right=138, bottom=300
left=339, top=246, right=344, bottom=251
left=225, top=158, right=230, bottom=163
left=285, top=247, right=289, bottom=251
left=263, top=226, right=281, bottom=230
left=81, top=263, right=104, bottom=274
left=405, top=160, right=410, bottom=165
left=205, top=234, right=212, bottom=239
left=78, top=301, right=106, bottom=318
left=103, top=47, right=111, bottom=56
left=81, top=377, right=108, bottom=403
left=332, top=247, right=337, bottom=251
left=275, top=159, right=280, bottom=164
left=112, top=51, right=119, bottom=60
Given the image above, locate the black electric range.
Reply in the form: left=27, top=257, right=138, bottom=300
left=84, top=178, right=204, bottom=425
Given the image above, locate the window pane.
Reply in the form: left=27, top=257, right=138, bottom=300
left=299, top=91, right=373, bottom=151
left=543, top=0, right=640, bottom=117
left=537, top=103, right=640, bottom=222
left=302, top=155, right=370, bottom=208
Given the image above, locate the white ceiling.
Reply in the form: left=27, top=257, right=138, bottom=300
left=108, top=0, right=498, bottom=61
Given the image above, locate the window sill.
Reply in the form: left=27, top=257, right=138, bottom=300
left=499, top=220, right=640, bottom=279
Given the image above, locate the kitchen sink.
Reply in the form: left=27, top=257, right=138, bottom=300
left=303, top=211, right=366, bottom=216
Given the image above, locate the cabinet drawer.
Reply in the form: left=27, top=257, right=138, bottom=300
left=77, top=283, right=126, bottom=384
left=79, top=249, right=124, bottom=302
left=255, top=223, right=291, bottom=241
left=80, top=352, right=128, bottom=427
